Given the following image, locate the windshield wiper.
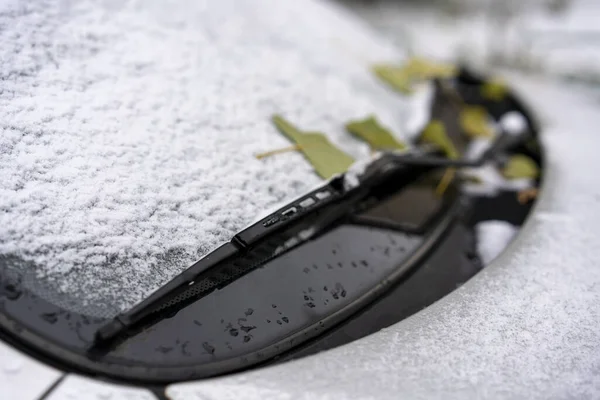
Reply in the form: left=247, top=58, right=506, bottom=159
left=89, top=131, right=516, bottom=350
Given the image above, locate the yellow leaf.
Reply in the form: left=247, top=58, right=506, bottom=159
left=502, top=154, right=540, bottom=180
left=271, top=115, right=355, bottom=180
left=405, top=57, right=457, bottom=80
left=420, top=120, right=459, bottom=159
left=373, top=57, right=457, bottom=94
left=460, top=105, right=495, bottom=138
left=481, top=78, right=508, bottom=102
left=420, top=120, right=461, bottom=196
left=346, top=116, right=407, bottom=151
left=372, top=64, right=413, bottom=94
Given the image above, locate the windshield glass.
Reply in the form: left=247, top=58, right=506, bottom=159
left=0, top=0, right=414, bottom=318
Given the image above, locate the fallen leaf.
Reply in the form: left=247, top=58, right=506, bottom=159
left=420, top=120, right=459, bottom=159
left=460, top=105, right=495, bottom=138
left=373, top=57, right=457, bottom=94
left=346, top=115, right=407, bottom=151
left=502, top=154, right=540, bottom=179
left=372, top=64, right=413, bottom=94
left=271, top=115, right=355, bottom=179
left=481, top=78, right=508, bottom=102
left=517, top=188, right=539, bottom=204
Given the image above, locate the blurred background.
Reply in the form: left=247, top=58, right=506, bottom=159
left=335, top=0, right=600, bottom=84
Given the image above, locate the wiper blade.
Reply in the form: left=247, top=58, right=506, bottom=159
left=90, top=135, right=513, bottom=350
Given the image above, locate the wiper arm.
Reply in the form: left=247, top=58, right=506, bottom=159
left=90, top=134, right=513, bottom=350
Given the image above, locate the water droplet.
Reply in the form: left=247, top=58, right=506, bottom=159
left=229, top=328, right=239, bottom=337
left=4, top=286, right=21, bottom=300
left=244, top=308, right=254, bottom=316
left=241, top=325, right=256, bottom=333
left=282, top=317, right=289, bottom=323
left=156, top=346, right=173, bottom=354
left=202, top=342, right=215, bottom=355
left=243, top=335, right=251, bottom=343
left=41, top=312, right=58, bottom=324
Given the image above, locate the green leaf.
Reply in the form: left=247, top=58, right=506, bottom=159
left=459, top=105, right=494, bottom=138
left=481, top=78, right=508, bottom=102
left=502, top=154, right=540, bottom=180
left=272, top=115, right=355, bottom=180
left=345, top=116, right=407, bottom=151
left=420, top=120, right=459, bottom=159
left=373, top=57, right=457, bottom=94
left=372, top=65, right=413, bottom=94
left=405, top=57, right=457, bottom=79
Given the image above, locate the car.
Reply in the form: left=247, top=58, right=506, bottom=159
left=0, top=0, right=598, bottom=399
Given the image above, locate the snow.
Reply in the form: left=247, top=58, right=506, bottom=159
left=45, top=375, right=155, bottom=400
left=462, top=165, right=533, bottom=196
left=475, top=220, right=518, bottom=264
left=499, top=111, right=529, bottom=136
left=0, top=339, right=63, bottom=400
left=0, top=0, right=414, bottom=314
left=464, top=138, right=493, bottom=161
left=343, top=153, right=381, bottom=190
left=403, top=82, right=435, bottom=140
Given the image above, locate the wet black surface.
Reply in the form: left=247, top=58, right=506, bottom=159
left=274, top=220, right=480, bottom=363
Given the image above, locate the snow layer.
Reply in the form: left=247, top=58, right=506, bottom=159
left=46, top=375, right=155, bottom=400
left=0, top=0, right=412, bottom=314
left=0, top=338, right=63, bottom=400
left=475, top=220, right=517, bottom=264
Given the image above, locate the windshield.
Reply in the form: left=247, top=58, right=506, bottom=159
left=0, top=0, right=413, bottom=318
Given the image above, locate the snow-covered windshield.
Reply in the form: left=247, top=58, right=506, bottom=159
left=0, top=0, right=415, bottom=316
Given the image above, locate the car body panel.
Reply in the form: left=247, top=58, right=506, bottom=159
left=0, top=339, right=63, bottom=400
